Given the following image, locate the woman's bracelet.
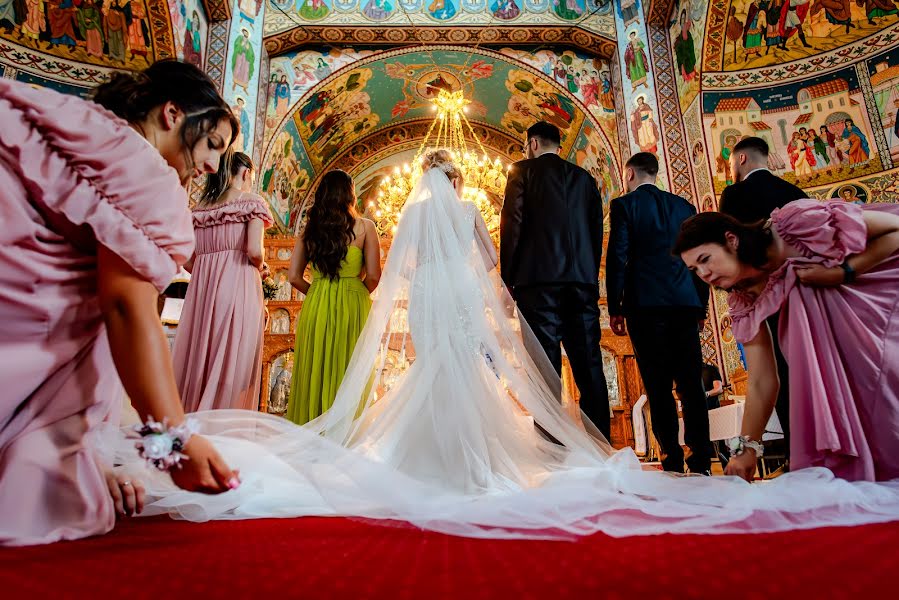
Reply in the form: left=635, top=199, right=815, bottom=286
left=726, top=435, right=764, bottom=458
left=130, top=416, right=200, bottom=471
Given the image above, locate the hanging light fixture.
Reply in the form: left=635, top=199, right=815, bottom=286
left=368, top=89, right=508, bottom=245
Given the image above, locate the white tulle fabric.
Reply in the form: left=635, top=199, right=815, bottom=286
left=102, top=169, right=899, bottom=539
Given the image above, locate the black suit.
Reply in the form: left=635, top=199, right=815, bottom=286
left=719, top=169, right=806, bottom=456
left=500, top=153, right=609, bottom=437
left=606, top=184, right=712, bottom=473
left=719, top=169, right=807, bottom=224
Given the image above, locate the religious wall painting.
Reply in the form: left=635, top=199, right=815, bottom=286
left=262, top=122, right=314, bottom=227
left=232, top=95, right=252, bottom=153
left=297, top=0, right=330, bottom=20
left=702, top=70, right=880, bottom=194
left=553, top=0, right=587, bottom=20
left=267, top=351, right=294, bottom=416
left=168, top=0, right=206, bottom=68
left=615, top=0, right=640, bottom=28
left=270, top=307, right=291, bottom=334
left=714, top=0, right=899, bottom=72
left=831, top=181, right=869, bottom=203
left=570, top=118, right=619, bottom=216
left=264, top=0, right=616, bottom=37
left=630, top=94, right=660, bottom=154
left=868, top=47, right=899, bottom=162
left=264, top=48, right=373, bottom=146
left=669, top=0, right=708, bottom=113
left=362, top=0, right=394, bottom=20
left=384, top=58, right=490, bottom=119
left=499, top=48, right=614, bottom=122
left=231, top=27, right=255, bottom=94
left=502, top=68, right=585, bottom=145
left=237, top=0, right=263, bottom=22
left=294, top=67, right=379, bottom=169
left=425, top=0, right=458, bottom=20
left=489, top=0, right=520, bottom=19
left=622, top=28, right=649, bottom=93
left=0, top=0, right=170, bottom=70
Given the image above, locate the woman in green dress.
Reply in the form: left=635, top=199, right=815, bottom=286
left=287, top=170, right=381, bottom=424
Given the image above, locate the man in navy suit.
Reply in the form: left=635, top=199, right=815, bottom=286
left=606, top=152, right=713, bottom=474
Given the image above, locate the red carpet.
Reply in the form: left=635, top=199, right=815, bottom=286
left=2, top=516, right=895, bottom=599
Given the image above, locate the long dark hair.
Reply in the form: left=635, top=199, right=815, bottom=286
left=91, top=60, right=238, bottom=172
left=673, top=212, right=773, bottom=268
left=304, top=170, right=357, bottom=281
left=201, top=150, right=253, bottom=205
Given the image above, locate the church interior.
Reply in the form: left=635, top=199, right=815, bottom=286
left=2, top=0, right=899, bottom=596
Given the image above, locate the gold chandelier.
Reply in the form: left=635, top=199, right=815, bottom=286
left=369, top=89, right=508, bottom=245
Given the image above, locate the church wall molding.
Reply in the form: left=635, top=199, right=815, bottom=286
left=262, top=25, right=617, bottom=60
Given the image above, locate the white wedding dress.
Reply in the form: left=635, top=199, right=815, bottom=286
left=101, top=169, right=899, bottom=539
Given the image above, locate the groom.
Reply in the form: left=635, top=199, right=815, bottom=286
left=500, top=121, right=610, bottom=438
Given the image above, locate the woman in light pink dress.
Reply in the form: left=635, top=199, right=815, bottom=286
left=0, top=61, right=241, bottom=547
left=173, top=152, right=273, bottom=411
left=676, top=199, right=899, bottom=482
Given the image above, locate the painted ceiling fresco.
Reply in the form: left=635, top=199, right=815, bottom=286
left=702, top=0, right=899, bottom=74
left=260, top=46, right=621, bottom=228
left=263, top=0, right=616, bottom=37
left=0, top=0, right=176, bottom=72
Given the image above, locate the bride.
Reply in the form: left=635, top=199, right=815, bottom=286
left=105, top=150, right=899, bottom=539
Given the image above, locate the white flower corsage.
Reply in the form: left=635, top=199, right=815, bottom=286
left=131, top=416, right=200, bottom=471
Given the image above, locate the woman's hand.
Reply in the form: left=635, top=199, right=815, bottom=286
left=795, top=264, right=844, bottom=287
left=105, top=470, right=146, bottom=517
left=724, top=449, right=758, bottom=482
left=259, top=261, right=271, bottom=280
left=169, top=435, right=240, bottom=494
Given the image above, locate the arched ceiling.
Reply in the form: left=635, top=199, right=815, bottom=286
left=262, top=0, right=617, bottom=57
left=260, top=45, right=621, bottom=229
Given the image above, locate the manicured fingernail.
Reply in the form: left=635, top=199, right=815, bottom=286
left=228, top=477, right=241, bottom=490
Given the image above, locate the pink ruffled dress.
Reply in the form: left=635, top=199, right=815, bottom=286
left=172, top=195, right=273, bottom=412
left=0, top=80, right=194, bottom=545
left=729, top=200, right=899, bottom=481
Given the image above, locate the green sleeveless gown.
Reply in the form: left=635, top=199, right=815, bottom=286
left=287, top=246, right=371, bottom=424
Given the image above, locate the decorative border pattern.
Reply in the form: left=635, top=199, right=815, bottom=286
left=646, top=21, right=694, bottom=199
left=254, top=48, right=270, bottom=167
left=609, top=53, right=631, bottom=163
left=148, top=0, right=178, bottom=60
left=857, top=60, right=894, bottom=171
left=701, top=6, right=899, bottom=88
left=201, top=0, right=232, bottom=21
left=263, top=26, right=616, bottom=60
left=0, top=42, right=112, bottom=86
left=206, top=20, right=231, bottom=93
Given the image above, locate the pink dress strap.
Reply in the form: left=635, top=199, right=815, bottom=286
left=728, top=200, right=868, bottom=343
left=0, top=79, right=193, bottom=291
left=192, top=193, right=274, bottom=229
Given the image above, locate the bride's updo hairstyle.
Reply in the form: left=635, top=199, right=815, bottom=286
left=421, top=148, right=463, bottom=182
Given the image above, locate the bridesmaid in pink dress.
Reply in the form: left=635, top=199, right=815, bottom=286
left=0, top=61, right=240, bottom=546
left=676, top=199, right=899, bottom=482
left=173, top=152, right=274, bottom=410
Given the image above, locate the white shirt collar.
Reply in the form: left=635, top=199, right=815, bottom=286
left=744, top=167, right=770, bottom=180
left=635, top=182, right=656, bottom=190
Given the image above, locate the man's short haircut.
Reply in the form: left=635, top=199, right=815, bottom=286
left=625, top=152, right=659, bottom=177
left=733, top=136, right=769, bottom=158
left=526, top=121, right=562, bottom=147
